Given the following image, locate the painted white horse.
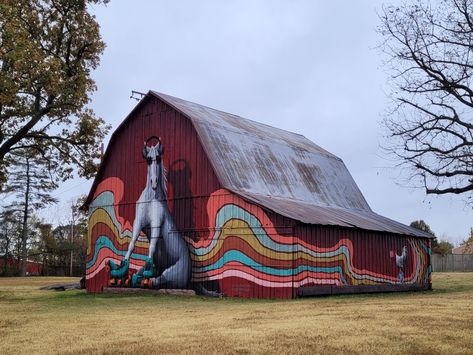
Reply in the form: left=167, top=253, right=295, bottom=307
left=122, top=136, right=190, bottom=288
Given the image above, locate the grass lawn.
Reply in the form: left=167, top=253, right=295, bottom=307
left=0, top=273, right=472, bottom=354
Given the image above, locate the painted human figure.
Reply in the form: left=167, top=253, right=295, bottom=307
left=390, top=245, right=407, bottom=282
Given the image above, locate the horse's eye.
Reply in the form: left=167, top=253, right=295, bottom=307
left=156, top=155, right=161, bottom=163
left=146, top=157, right=152, bottom=165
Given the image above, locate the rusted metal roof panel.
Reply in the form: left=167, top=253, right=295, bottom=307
left=149, top=91, right=431, bottom=239
left=152, top=91, right=371, bottom=212
left=237, top=192, right=433, bottom=238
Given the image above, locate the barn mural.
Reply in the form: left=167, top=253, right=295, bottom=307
left=84, top=91, right=432, bottom=298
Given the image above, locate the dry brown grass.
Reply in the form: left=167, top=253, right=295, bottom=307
left=0, top=274, right=472, bottom=354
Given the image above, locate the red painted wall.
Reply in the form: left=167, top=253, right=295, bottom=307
left=95, top=96, right=221, bottom=231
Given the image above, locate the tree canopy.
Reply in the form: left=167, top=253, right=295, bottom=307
left=461, top=227, right=473, bottom=252
left=410, top=220, right=435, bottom=236
left=0, top=0, right=110, bottom=186
left=379, top=0, right=473, bottom=199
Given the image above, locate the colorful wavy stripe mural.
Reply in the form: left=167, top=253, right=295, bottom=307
left=86, top=179, right=431, bottom=294
left=187, top=190, right=431, bottom=290
left=86, top=177, right=149, bottom=281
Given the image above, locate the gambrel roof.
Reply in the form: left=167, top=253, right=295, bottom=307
left=85, top=91, right=432, bottom=239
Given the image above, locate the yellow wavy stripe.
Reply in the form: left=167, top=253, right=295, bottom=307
left=87, top=208, right=148, bottom=254
left=191, top=219, right=358, bottom=284
left=416, top=241, right=427, bottom=280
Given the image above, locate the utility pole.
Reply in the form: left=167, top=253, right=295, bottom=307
left=70, top=201, right=75, bottom=277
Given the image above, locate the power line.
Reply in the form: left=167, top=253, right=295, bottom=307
left=51, top=180, right=90, bottom=199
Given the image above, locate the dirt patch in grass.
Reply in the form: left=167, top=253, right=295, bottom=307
left=0, top=274, right=472, bottom=354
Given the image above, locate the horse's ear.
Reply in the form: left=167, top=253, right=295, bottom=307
left=142, top=146, right=149, bottom=159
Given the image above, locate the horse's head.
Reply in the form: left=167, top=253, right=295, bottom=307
left=143, top=136, right=165, bottom=190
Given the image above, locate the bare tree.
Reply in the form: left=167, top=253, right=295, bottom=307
left=379, top=0, right=473, bottom=198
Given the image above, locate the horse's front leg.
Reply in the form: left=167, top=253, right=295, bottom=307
left=148, top=202, right=164, bottom=260
left=148, top=223, right=161, bottom=259
left=142, top=222, right=161, bottom=281
left=125, top=210, right=144, bottom=261
left=109, top=210, right=143, bottom=279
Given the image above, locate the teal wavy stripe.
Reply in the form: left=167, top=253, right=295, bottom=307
left=86, top=235, right=147, bottom=268
left=89, top=191, right=142, bottom=241
left=191, top=205, right=346, bottom=259
left=191, top=205, right=294, bottom=256
left=192, top=250, right=349, bottom=285
left=193, top=245, right=425, bottom=285
left=89, top=191, right=120, bottom=226
left=425, top=265, right=432, bottom=283
left=193, top=204, right=428, bottom=285
left=419, top=240, right=432, bottom=255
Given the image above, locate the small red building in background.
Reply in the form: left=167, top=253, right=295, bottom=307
left=0, top=258, right=43, bottom=275
left=83, top=91, right=432, bottom=298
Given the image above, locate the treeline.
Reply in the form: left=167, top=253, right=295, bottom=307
left=0, top=149, right=87, bottom=276
left=410, top=220, right=473, bottom=255
left=0, top=197, right=87, bottom=277
left=0, top=1, right=109, bottom=276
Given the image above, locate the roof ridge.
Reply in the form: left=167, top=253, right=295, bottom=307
left=150, top=90, right=320, bottom=144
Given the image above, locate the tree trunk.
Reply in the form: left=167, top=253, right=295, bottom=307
left=20, top=157, right=30, bottom=276
left=2, top=224, right=9, bottom=274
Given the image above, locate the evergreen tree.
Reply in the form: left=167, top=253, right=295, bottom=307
left=3, top=150, right=57, bottom=275
left=0, top=208, right=21, bottom=275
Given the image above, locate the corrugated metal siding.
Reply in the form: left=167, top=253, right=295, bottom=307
left=294, top=225, right=432, bottom=293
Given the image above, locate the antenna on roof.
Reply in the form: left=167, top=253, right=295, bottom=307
left=130, top=90, right=146, bottom=101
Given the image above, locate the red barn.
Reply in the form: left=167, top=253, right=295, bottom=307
left=83, top=91, right=432, bottom=298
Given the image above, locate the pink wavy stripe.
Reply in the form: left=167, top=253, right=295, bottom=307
left=192, top=262, right=344, bottom=284
left=192, top=269, right=341, bottom=288
left=193, top=239, right=403, bottom=282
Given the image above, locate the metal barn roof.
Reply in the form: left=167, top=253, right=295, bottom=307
left=150, top=91, right=432, bottom=239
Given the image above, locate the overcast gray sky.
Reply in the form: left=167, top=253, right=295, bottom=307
left=51, top=0, right=471, bottom=244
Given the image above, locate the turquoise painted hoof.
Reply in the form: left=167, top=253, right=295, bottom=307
left=142, top=257, right=154, bottom=278
left=143, top=269, right=154, bottom=278
left=144, top=257, right=153, bottom=270
left=108, top=260, right=120, bottom=270
left=110, top=259, right=129, bottom=279
left=132, top=273, right=143, bottom=288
